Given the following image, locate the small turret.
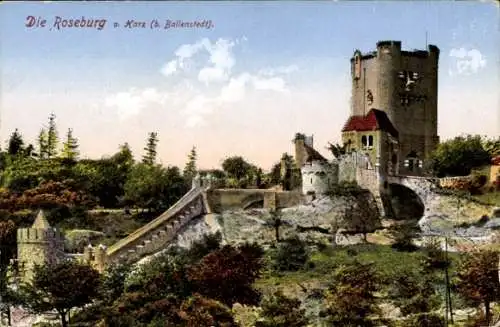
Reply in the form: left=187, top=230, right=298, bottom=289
left=16, top=210, right=64, bottom=283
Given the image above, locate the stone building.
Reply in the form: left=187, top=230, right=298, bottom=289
left=349, top=40, right=440, bottom=176
left=341, top=108, right=400, bottom=176
left=16, top=210, right=65, bottom=283
left=293, top=133, right=337, bottom=195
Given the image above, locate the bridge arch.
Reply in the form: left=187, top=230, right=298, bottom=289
left=386, top=183, right=425, bottom=220
left=385, top=176, right=438, bottom=220
left=241, top=193, right=265, bottom=210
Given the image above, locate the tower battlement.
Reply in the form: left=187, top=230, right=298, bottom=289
left=17, top=228, right=63, bottom=244
left=81, top=244, right=107, bottom=273
left=351, top=41, right=440, bottom=61
left=16, top=210, right=65, bottom=283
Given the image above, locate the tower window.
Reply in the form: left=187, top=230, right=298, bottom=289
left=361, top=135, right=367, bottom=148
left=368, top=136, right=373, bottom=147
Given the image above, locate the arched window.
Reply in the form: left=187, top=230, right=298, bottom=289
left=361, top=135, right=367, bottom=148
left=368, top=135, right=373, bottom=147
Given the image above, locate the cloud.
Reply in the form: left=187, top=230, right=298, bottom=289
left=104, top=88, right=168, bottom=120
left=107, top=37, right=297, bottom=127
left=161, top=37, right=238, bottom=85
left=449, top=47, right=487, bottom=76
left=258, top=65, right=299, bottom=76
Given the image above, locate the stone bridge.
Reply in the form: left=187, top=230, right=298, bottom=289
left=384, top=175, right=440, bottom=218
left=386, top=175, right=439, bottom=204
left=105, top=186, right=207, bottom=265
left=205, top=189, right=303, bottom=213
left=96, top=187, right=303, bottom=267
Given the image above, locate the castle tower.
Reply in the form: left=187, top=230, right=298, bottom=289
left=16, top=210, right=64, bottom=283
left=350, top=41, right=440, bottom=176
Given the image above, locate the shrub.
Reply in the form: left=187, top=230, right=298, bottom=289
left=271, top=236, right=309, bottom=272
left=404, top=313, right=444, bottom=327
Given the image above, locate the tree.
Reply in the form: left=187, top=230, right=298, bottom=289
left=14, top=260, right=101, bottom=327
left=142, top=132, right=159, bottom=166
left=271, top=236, right=309, bottom=272
left=324, top=260, right=380, bottom=327
left=255, top=290, right=309, bottom=327
left=221, top=156, right=252, bottom=181
left=7, top=129, right=24, bottom=156
left=183, top=146, right=197, bottom=184
left=342, top=193, right=381, bottom=242
left=187, top=243, right=264, bottom=307
left=177, top=294, right=237, bottom=327
left=427, top=134, right=491, bottom=177
left=456, top=249, right=500, bottom=324
left=327, top=142, right=346, bottom=159
left=387, top=270, right=440, bottom=316
left=61, top=128, right=79, bottom=161
left=46, top=113, right=59, bottom=158
left=0, top=219, right=16, bottom=320
left=269, top=209, right=283, bottom=243
left=124, top=163, right=188, bottom=212
left=37, top=128, right=49, bottom=159
left=482, top=136, right=500, bottom=158
left=389, top=221, right=420, bottom=251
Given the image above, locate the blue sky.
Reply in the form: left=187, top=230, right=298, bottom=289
left=1, top=1, right=499, bottom=170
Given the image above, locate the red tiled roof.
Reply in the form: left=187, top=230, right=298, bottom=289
left=341, top=109, right=399, bottom=138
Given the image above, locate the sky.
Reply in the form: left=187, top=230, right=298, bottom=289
left=1, top=1, right=499, bottom=171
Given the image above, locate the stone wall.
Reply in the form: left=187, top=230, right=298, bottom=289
left=301, top=161, right=338, bottom=195
left=206, top=189, right=303, bottom=213
left=16, top=228, right=65, bottom=283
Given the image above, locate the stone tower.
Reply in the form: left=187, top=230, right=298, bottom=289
left=350, top=41, right=440, bottom=176
left=16, top=210, right=64, bottom=283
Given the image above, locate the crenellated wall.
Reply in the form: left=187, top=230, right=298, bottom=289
left=16, top=226, right=65, bottom=283
left=105, top=188, right=206, bottom=264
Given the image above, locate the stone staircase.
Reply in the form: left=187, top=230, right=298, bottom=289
left=106, top=186, right=207, bottom=264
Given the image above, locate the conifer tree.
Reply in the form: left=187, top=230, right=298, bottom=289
left=183, top=146, right=197, bottom=182
left=61, top=128, right=79, bottom=161
left=7, top=128, right=24, bottom=156
left=142, top=132, right=158, bottom=166
left=37, top=128, right=48, bottom=159
left=46, top=113, right=58, bottom=158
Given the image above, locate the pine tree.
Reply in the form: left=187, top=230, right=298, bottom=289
left=37, top=128, right=49, bottom=159
left=142, top=132, right=158, bottom=166
left=46, top=113, right=58, bottom=158
left=183, top=146, right=197, bottom=182
left=7, top=128, right=24, bottom=156
left=61, top=128, right=79, bottom=161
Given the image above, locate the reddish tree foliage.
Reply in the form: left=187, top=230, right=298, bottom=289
left=0, top=180, right=95, bottom=212
left=187, top=243, right=264, bottom=306
left=177, top=293, right=237, bottom=327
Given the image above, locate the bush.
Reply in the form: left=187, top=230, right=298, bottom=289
left=271, top=236, right=309, bottom=272
left=326, top=181, right=365, bottom=197
left=404, top=313, right=444, bottom=327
